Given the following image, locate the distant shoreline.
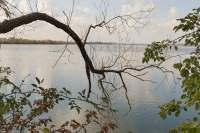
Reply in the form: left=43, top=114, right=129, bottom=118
left=0, top=44, right=195, bottom=49
left=0, top=43, right=148, bottom=45
left=0, top=37, right=149, bottom=46
left=0, top=38, right=192, bottom=47
left=0, top=37, right=68, bottom=45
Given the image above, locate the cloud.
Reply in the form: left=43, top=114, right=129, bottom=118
left=130, top=18, right=179, bottom=43
left=17, top=0, right=52, bottom=14
left=168, top=6, right=178, bottom=17
left=77, top=6, right=90, bottom=15
left=37, top=0, right=52, bottom=13
left=121, top=0, right=155, bottom=14
left=18, top=0, right=29, bottom=12
left=0, top=0, right=184, bottom=44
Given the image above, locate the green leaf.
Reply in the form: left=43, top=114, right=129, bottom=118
left=41, top=128, right=50, bottom=133
left=180, top=68, right=189, bottom=77
left=175, top=110, right=180, bottom=117
left=159, top=111, right=167, bottom=119
left=173, top=63, right=182, bottom=70
left=31, top=84, right=37, bottom=87
left=35, top=77, right=40, bottom=84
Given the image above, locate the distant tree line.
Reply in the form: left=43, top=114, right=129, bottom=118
left=0, top=37, right=68, bottom=44
left=0, top=37, right=139, bottom=45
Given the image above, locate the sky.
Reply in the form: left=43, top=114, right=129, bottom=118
left=1, top=0, right=200, bottom=43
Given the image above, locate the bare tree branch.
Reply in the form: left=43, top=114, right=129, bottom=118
left=0, top=12, right=161, bottom=109
left=83, top=10, right=152, bottom=45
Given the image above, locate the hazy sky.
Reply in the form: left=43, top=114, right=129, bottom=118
left=1, top=0, right=200, bottom=43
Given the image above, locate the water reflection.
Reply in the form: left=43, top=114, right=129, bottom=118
left=0, top=44, right=196, bottom=133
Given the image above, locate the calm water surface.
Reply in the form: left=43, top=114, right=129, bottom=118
left=0, top=44, right=197, bottom=133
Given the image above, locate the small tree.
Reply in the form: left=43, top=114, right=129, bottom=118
left=143, top=7, right=200, bottom=132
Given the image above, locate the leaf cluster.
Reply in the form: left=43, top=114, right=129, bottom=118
left=143, top=7, right=200, bottom=132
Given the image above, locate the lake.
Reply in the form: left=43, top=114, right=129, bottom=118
left=0, top=44, right=197, bottom=133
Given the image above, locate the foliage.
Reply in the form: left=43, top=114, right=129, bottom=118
left=169, top=120, right=200, bottom=133
left=143, top=7, right=200, bottom=132
left=0, top=67, right=117, bottom=133
left=142, top=40, right=176, bottom=63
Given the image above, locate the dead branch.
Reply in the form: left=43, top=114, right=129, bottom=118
left=83, top=10, right=152, bottom=45
left=0, top=12, right=163, bottom=110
